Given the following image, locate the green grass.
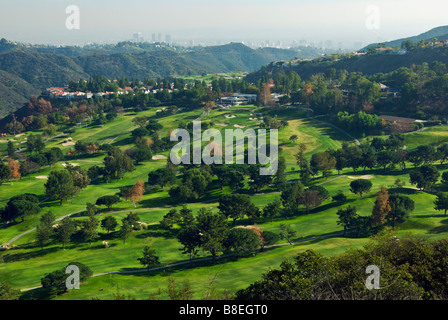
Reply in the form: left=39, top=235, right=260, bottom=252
left=1, top=105, right=448, bottom=300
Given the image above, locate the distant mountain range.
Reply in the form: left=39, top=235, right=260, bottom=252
left=0, top=40, right=330, bottom=118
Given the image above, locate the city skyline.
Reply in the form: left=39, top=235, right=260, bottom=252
left=1, top=0, right=448, bottom=49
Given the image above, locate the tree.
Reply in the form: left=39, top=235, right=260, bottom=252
left=137, top=246, right=161, bottom=272
left=134, top=148, right=152, bottom=165
left=0, top=282, right=20, bottom=300
left=409, top=165, right=440, bottom=191
left=260, top=231, right=280, bottom=252
left=300, top=189, right=322, bottom=214
left=387, top=194, right=414, bottom=227
left=7, top=158, right=20, bottom=185
left=96, top=195, right=120, bottom=211
left=371, top=187, right=391, bottom=226
left=45, top=170, right=77, bottom=205
left=263, top=198, right=282, bottom=222
left=6, top=141, right=15, bottom=158
left=0, top=163, right=11, bottom=186
left=349, top=179, right=372, bottom=198
left=148, top=167, right=177, bottom=189
left=160, top=209, right=181, bottom=230
left=101, top=216, right=118, bottom=234
left=3, top=194, right=41, bottom=223
left=336, top=206, right=358, bottom=236
left=224, top=228, right=260, bottom=259
left=81, top=211, right=99, bottom=245
left=177, top=225, right=201, bottom=261
left=279, top=224, right=297, bottom=245
left=289, top=135, right=298, bottom=143
left=119, top=220, right=132, bottom=244
left=179, top=205, right=195, bottom=227
left=45, top=148, right=63, bottom=168
left=332, top=190, right=347, bottom=204
left=57, top=217, right=76, bottom=249
left=129, top=178, right=145, bottom=208
left=218, top=193, right=258, bottom=226
left=310, top=152, right=336, bottom=176
left=35, top=212, right=55, bottom=249
left=434, top=192, right=448, bottom=216
left=41, top=262, right=92, bottom=295
left=280, top=181, right=305, bottom=218
left=36, top=219, right=54, bottom=250
left=65, top=163, right=90, bottom=190
left=103, top=147, right=135, bottom=182
left=196, top=210, right=228, bottom=264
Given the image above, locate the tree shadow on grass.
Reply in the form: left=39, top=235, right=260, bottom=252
left=429, top=218, right=448, bottom=234
left=134, top=224, right=178, bottom=240
left=2, top=246, right=60, bottom=263
left=19, top=287, right=52, bottom=300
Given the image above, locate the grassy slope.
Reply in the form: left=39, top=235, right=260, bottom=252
left=1, top=105, right=448, bottom=299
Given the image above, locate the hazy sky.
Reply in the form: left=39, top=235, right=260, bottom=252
left=1, top=0, right=447, bottom=47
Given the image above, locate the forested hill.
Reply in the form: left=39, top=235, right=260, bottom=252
left=0, top=41, right=326, bottom=116
left=364, top=25, right=448, bottom=49
left=245, top=46, right=448, bottom=83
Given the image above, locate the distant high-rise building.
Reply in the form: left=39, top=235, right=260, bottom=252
left=133, top=32, right=142, bottom=43
left=165, top=34, right=171, bottom=44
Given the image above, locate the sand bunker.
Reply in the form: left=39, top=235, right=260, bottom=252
left=152, top=155, right=167, bottom=160
left=225, top=114, right=236, bottom=119
left=347, top=175, right=374, bottom=180
left=61, top=163, right=79, bottom=167
left=35, top=176, right=48, bottom=179
left=234, top=124, right=247, bottom=129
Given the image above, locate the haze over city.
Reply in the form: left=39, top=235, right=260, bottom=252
left=1, top=0, right=448, bottom=49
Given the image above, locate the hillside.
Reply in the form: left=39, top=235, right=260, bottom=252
left=245, top=46, right=448, bottom=82
left=365, top=25, right=448, bottom=49
left=0, top=70, right=40, bottom=118
left=0, top=42, right=325, bottom=117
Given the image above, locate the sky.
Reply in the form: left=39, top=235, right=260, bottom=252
left=1, top=0, right=448, bottom=48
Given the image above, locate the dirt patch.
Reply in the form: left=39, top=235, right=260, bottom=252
left=152, top=155, right=167, bottom=160
left=347, top=175, right=374, bottom=179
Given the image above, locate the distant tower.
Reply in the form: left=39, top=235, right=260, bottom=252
left=133, top=32, right=142, bottom=42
